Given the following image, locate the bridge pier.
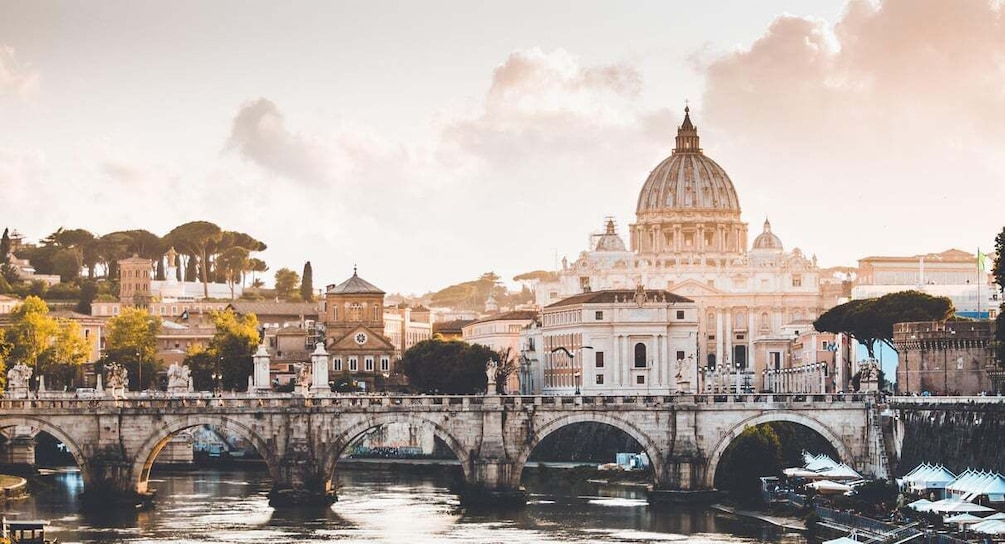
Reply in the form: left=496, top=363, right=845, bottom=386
left=80, top=459, right=153, bottom=510
left=0, top=435, right=37, bottom=475
left=648, top=457, right=720, bottom=503
left=268, top=453, right=336, bottom=507
left=459, top=460, right=526, bottom=508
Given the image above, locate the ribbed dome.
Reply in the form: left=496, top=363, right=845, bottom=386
left=752, top=219, right=783, bottom=250
left=635, top=107, right=741, bottom=215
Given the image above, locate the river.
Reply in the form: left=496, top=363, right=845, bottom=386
left=4, top=466, right=808, bottom=543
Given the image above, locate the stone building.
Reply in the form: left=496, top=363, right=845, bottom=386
left=462, top=310, right=539, bottom=393
left=321, top=268, right=396, bottom=391
left=892, top=320, right=998, bottom=395
left=535, top=107, right=827, bottom=391
left=521, top=286, right=699, bottom=395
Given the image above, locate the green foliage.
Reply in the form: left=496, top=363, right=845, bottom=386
left=400, top=338, right=499, bottom=394
left=429, top=272, right=507, bottom=311
left=815, top=290, right=953, bottom=358
left=76, top=280, right=98, bottom=314
left=513, top=270, right=559, bottom=282
left=714, top=423, right=782, bottom=499
left=164, top=221, right=223, bottom=298
left=182, top=309, right=260, bottom=391
left=97, top=307, right=161, bottom=390
left=301, top=261, right=314, bottom=302
left=994, top=228, right=1005, bottom=364
left=217, top=246, right=249, bottom=299
left=274, top=267, right=300, bottom=300
left=1, top=296, right=89, bottom=388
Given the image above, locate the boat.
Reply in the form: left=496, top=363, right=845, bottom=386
left=1, top=518, right=57, bottom=544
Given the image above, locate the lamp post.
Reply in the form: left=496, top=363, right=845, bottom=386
left=551, top=346, right=593, bottom=395
left=136, top=350, right=142, bottom=392
left=214, top=356, right=223, bottom=395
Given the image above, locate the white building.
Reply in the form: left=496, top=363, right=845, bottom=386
left=521, top=286, right=699, bottom=395
left=462, top=310, right=538, bottom=393
left=535, top=107, right=831, bottom=391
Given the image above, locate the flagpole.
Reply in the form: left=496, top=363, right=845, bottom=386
left=977, top=248, right=981, bottom=320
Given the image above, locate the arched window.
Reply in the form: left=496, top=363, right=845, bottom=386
left=634, top=343, right=647, bottom=368
left=707, top=353, right=716, bottom=369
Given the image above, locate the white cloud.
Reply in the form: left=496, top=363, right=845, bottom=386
left=0, top=46, right=38, bottom=99
left=697, top=0, right=1005, bottom=263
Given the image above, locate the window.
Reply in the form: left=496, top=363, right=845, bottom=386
left=596, top=374, right=605, bottom=385
left=636, top=375, right=645, bottom=384
left=112, top=306, right=119, bottom=315
left=365, top=357, right=374, bottom=371
left=676, top=350, right=685, bottom=361
left=380, top=356, right=390, bottom=372
left=792, top=275, right=802, bottom=287
left=634, top=343, right=647, bottom=368
left=373, top=305, right=379, bottom=321
left=595, top=352, right=605, bottom=368
left=333, top=357, right=342, bottom=371
left=349, top=357, right=358, bottom=372
left=332, top=306, right=338, bottom=320
left=595, top=311, right=603, bottom=320
left=707, top=353, right=716, bottom=368
left=676, top=310, right=685, bottom=320
left=770, top=352, right=781, bottom=370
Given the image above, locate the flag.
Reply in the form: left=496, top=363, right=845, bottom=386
left=977, top=249, right=990, bottom=272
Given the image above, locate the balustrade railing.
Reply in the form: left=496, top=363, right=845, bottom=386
left=0, top=391, right=877, bottom=411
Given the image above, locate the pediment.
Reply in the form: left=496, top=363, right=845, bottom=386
left=668, top=279, right=722, bottom=297
left=328, top=326, right=395, bottom=351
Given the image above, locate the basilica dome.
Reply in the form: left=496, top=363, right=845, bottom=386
left=635, top=107, right=741, bottom=216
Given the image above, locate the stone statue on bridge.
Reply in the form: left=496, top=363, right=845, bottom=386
left=6, top=362, right=32, bottom=399
left=166, top=362, right=191, bottom=394
left=105, top=363, right=128, bottom=399
left=293, top=363, right=311, bottom=395
left=485, top=360, right=498, bottom=395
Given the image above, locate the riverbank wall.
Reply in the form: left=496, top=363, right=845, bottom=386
left=892, top=401, right=1005, bottom=475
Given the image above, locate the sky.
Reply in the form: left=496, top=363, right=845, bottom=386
left=1, top=0, right=1004, bottom=296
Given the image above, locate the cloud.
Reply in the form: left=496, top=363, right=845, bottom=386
left=225, top=98, right=343, bottom=186
left=0, top=46, right=39, bottom=98
left=697, top=0, right=1005, bottom=262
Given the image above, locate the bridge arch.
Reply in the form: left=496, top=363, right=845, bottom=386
left=131, top=416, right=277, bottom=495
left=324, top=413, right=473, bottom=483
left=704, top=412, right=851, bottom=489
left=513, top=412, right=665, bottom=484
left=0, top=416, right=88, bottom=477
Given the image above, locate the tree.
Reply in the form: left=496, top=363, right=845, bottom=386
left=182, top=309, right=260, bottom=391
left=400, top=338, right=498, bottom=394
left=994, top=228, right=1005, bottom=364
left=1, top=296, right=89, bottom=388
left=0, top=227, right=19, bottom=288
left=247, top=258, right=268, bottom=288
left=99, top=307, right=162, bottom=390
left=300, top=261, right=314, bottom=302
left=274, top=268, right=300, bottom=300
left=714, top=423, right=782, bottom=499
left=164, top=221, right=223, bottom=298
left=217, top=246, right=249, bottom=300
left=814, top=290, right=953, bottom=358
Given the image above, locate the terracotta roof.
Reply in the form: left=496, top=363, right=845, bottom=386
left=326, top=271, right=384, bottom=295
left=546, top=289, right=693, bottom=309
left=227, top=301, right=319, bottom=317
left=470, top=310, right=539, bottom=325
left=433, top=319, right=475, bottom=334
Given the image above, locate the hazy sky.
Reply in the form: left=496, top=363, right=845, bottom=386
left=2, top=0, right=1003, bottom=295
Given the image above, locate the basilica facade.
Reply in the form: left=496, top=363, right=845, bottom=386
left=535, top=108, right=833, bottom=390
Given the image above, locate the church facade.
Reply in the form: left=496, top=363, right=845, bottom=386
left=535, top=108, right=831, bottom=391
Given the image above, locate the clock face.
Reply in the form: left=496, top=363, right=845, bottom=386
left=354, top=332, right=368, bottom=345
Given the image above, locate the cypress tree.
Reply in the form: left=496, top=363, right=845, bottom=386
left=301, top=261, right=314, bottom=302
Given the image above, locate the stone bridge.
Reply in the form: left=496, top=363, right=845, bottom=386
left=0, top=392, right=888, bottom=508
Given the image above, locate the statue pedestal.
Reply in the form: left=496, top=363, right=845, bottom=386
left=167, top=385, right=188, bottom=396
left=7, top=386, right=29, bottom=399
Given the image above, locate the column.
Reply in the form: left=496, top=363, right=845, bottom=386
left=715, top=310, right=724, bottom=374
left=725, top=311, right=733, bottom=371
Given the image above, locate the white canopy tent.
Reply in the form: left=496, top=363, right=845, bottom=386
left=807, top=480, right=853, bottom=495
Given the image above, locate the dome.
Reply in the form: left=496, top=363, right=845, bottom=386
left=635, top=107, right=741, bottom=216
left=752, top=219, right=783, bottom=251
left=595, top=219, right=627, bottom=252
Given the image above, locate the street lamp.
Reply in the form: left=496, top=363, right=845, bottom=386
left=136, top=350, right=142, bottom=391
left=551, top=346, right=593, bottom=395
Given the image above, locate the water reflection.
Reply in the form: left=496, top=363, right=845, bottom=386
left=3, top=466, right=806, bottom=543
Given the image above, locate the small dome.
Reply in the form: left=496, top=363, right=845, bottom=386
left=752, top=219, right=783, bottom=251
left=595, top=219, right=627, bottom=252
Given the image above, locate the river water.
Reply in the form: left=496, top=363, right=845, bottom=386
left=5, top=467, right=807, bottom=544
